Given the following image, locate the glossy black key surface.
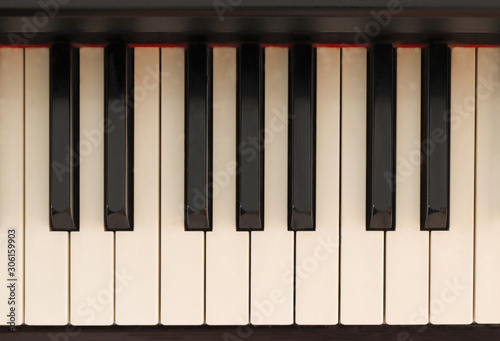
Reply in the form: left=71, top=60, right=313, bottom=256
left=185, top=44, right=212, bottom=231
left=104, top=44, right=134, bottom=231
left=236, top=44, right=264, bottom=231
left=50, top=43, right=79, bottom=231
left=366, top=44, right=396, bottom=231
left=288, top=44, right=315, bottom=231
left=421, top=44, right=450, bottom=231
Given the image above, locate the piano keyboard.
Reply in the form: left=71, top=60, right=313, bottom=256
left=0, top=43, right=498, bottom=327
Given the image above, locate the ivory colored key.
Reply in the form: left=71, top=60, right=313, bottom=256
left=475, top=47, right=500, bottom=323
left=429, top=47, right=474, bottom=324
left=295, top=47, right=340, bottom=325
left=161, top=47, right=205, bottom=325
left=206, top=47, right=249, bottom=325
left=115, top=48, right=160, bottom=325
left=25, top=48, right=69, bottom=325
left=70, top=47, right=114, bottom=325
left=251, top=47, right=294, bottom=325
left=385, top=47, right=429, bottom=324
left=0, top=48, right=24, bottom=326
left=340, top=47, right=384, bottom=325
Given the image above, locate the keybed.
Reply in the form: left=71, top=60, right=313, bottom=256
left=1, top=43, right=496, bottom=326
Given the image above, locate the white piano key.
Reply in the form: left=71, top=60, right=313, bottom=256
left=115, top=48, right=160, bottom=325
left=476, top=47, right=500, bottom=323
left=25, top=48, right=69, bottom=325
left=251, top=47, right=294, bottom=325
left=430, top=47, right=474, bottom=324
left=385, top=47, right=429, bottom=324
left=70, top=47, right=114, bottom=325
left=160, top=47, right=204, bottom=325
left=340, top=47, right=384, bottom=325
left=0, top=48, right=24, bottom=326
left=295, top=47, right=340, bottom=325
left=206, top=47, right=249, bottom=325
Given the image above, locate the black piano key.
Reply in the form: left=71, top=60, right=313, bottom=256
left=366, top=44, right=396, bottom=231
left=421, top=44, right=450, bottom=231
left=50, top=43, right=79, bottom=231
left=236, top=44, right=264, bottom=231
left=104, top=44, right=134, bottom=231
left=288, top=44, right=315, bottom=231
left=185, top=44, right=212, bottom=231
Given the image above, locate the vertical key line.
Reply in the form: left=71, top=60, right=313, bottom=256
left=260, top=44, right=266, bottom=232
left=68, top=232, right=71, bottom=323
left=248, top=231, right=251, bottom=324
left=383, top=231, right=386, bottom=324
left=67, top=45, right=80, bottom=324
left=203, top=231, right=207, bottom=325
left=392, top=47, right=397, bottom=230
left=158, top=47, right=162, bottom=325
left=236, top=46, right=241, bottom=230
left=313, top=44, right=317, bottom=231
left=293, top=230, right=296, bottom=324
left=72, top=46, right=80, bottom=232
left=383, top=45, right=397, bottom=324
left=472, top=47, right=478, bottom=323
left=208, top=47, right=214, bottom=230
left=203, top=45, right=212, bottom=325
left=424, top=45, right=432, bottom=322
left=337, top=47, right=342, bottom=325
left=113, top=45, right=119, bottom=325
left=113, top=230, right=116, bottom=325
left=312, top=47, right=317, bottom=232
left=288, top=47, right=293, bottom=232
left=22, top=47, right=26, bottom=325
left=290, top=47, right=296, bottom=323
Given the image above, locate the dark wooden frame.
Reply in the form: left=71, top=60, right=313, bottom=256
left=1, top=0, right=500, bottom=44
